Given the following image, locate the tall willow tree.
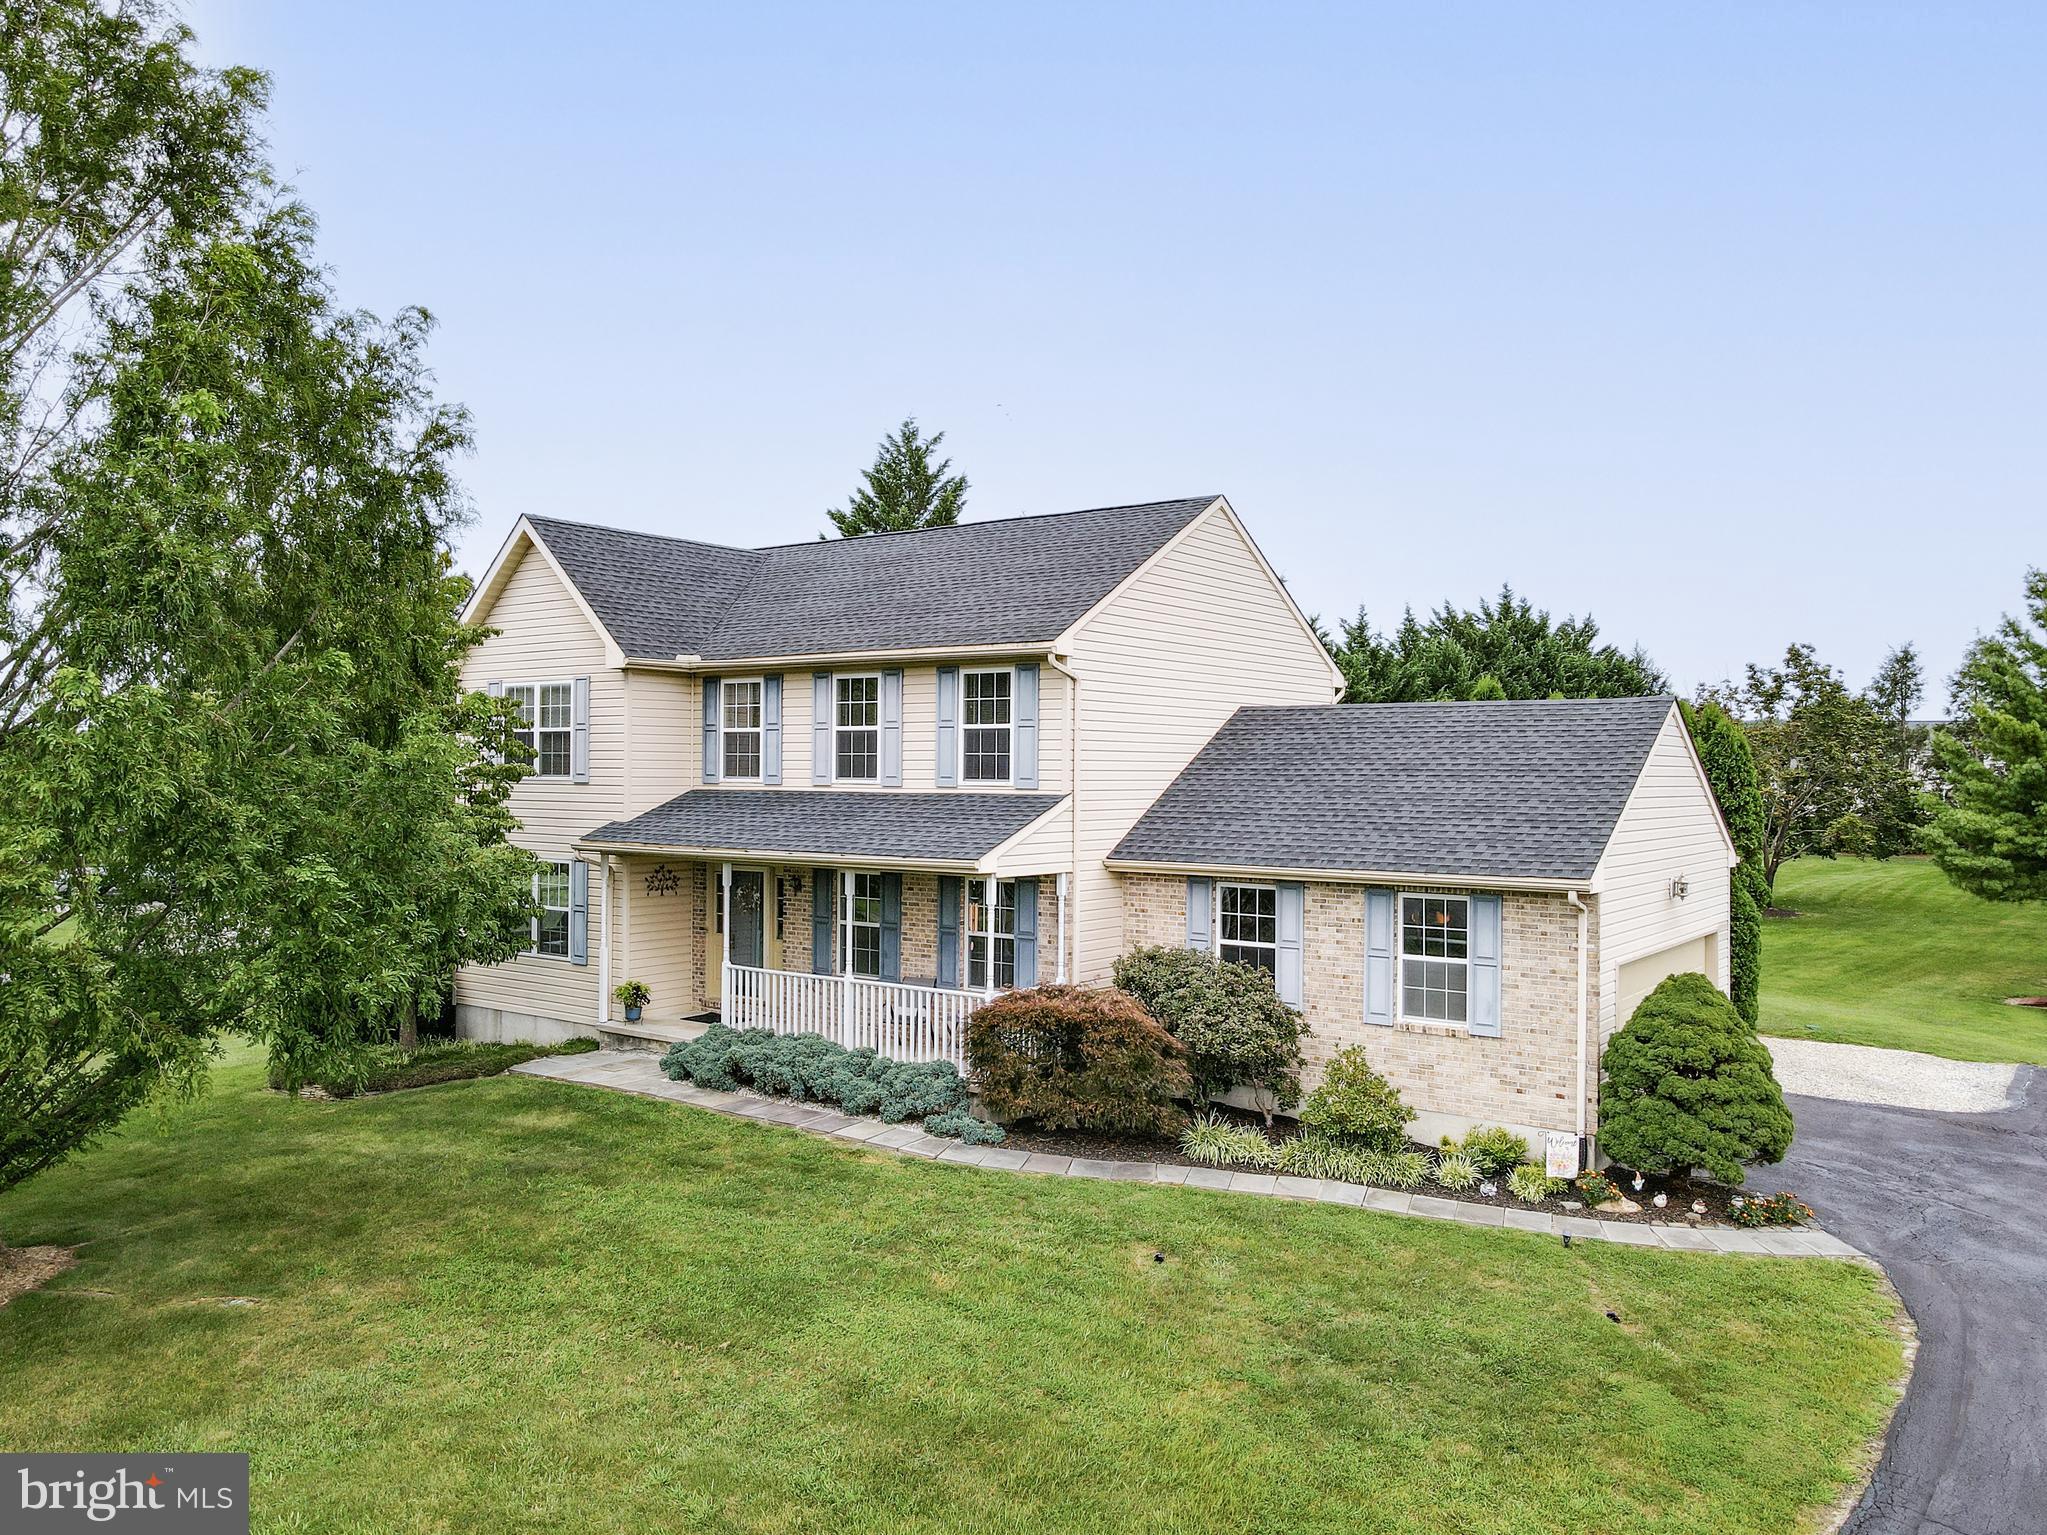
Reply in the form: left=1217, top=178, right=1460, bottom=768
left=1, top=2, right=533, bottom=1195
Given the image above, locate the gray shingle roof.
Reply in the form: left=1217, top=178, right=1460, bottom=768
left=523, top=497, right=1216, bottom=661
left=582, top=789, right=1066, bottom=866
left=1109, top=697, right=1679, bottom=882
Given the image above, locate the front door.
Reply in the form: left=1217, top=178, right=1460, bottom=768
left=729, top=869, right=765, bottom=969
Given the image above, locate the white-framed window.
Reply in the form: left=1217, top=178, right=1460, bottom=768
left=1400, top=893, right=1470, bottom=1024
left=532, top=861, right=572, bottom=958
left=841, top=871, right=884, bottom=978
left=505, top=682, right=573, bottom=778
left=967, top=879, right=1017, bottom=990
left=835, top=673, right=880, bottom=782
left=720, top=677, right=763, bottom=780
left=1216, top=882, right=1278, bottom=976
left=961, top=667, right=1012, bottom=783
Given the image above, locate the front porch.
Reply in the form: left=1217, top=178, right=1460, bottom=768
left=579, top=791, right=1073, bottom=1069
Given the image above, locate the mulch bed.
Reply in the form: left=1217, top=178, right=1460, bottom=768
left=0, top=1244, right=77, bottom=1309
left=996, top=1112, right=1759, bottom=1225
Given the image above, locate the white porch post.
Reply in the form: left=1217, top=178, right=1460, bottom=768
left=839, top=868, right=853, bottom=1045
left=720, top=860, right=733, bottom=1017
left=984, top=874, right=999, bottom=998
left=596, top=856, right=612, bottom=1023
left=1056, top=871, right=1068, bottom=984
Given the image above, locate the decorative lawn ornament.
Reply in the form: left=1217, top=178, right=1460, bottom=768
left=1652, top=1192, right=1668, bottom=1209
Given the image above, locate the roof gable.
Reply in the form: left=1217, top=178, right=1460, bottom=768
left=476, top=497, right=1219, bottom=664
left=1109, top=696, right=1679, bottom=884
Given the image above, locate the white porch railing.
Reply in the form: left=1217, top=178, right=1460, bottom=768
left=721, top=963, right=981, bottom=1069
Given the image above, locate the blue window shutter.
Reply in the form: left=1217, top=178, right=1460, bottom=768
left=1276, top=882, right=1305, bottom=1007
left=1186, top=877, right=1212, bottom=951
left=881, top=873, right=902, bottom=981
left=568, top=860, right=589, bottom=966
left=1469, top=893, right=1503, bottom=1037
left=811, top=868, right=833, bottom=974
left=812, top=672, right=832, bottom=784
left=570, top=676, right=591, bottom=783
left=937, top=875, right=962, bottom=987
left=935, top=666, right=959, bottom=787
left=1014, top=879, right=1039, bottom=987
left=1013, top=663, right=1040, bottom=790
left=761, top=674, right=783, bottom=785
left=701, top=676, right=721, bottom=784
left=881, top=668, right=904, bottom=787
left=1364, top=888, right=1395, bottom=1026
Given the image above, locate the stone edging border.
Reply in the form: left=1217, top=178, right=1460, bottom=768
left=511, top=1050, right=1867, bottom=1260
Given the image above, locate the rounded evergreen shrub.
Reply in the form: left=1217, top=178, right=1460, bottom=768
left=1598, top=972, right=1793, bottom=1185
left=1297, top=1045, right=1413, bottom=1152
left=967, top=984, right=1191, bottom=1136
left=1112, top=945, right=1307, bottom=1119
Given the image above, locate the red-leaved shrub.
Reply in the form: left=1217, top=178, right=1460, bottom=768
left=966, top=985, right=1191, bottom=1136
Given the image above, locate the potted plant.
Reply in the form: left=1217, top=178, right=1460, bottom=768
left=613, top=980, right=651, bottom=1023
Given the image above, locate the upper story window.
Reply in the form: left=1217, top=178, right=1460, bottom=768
left=720, top=678, right=763, bottom=780
left=842, top=871, right=884, bottom=978
left=506, top=682, right=573, bottom=778
left=531, top=861, right=572, bottom=958
left=966, top=879, right=1017, bottom=990
left=1216, top=882, right=1277, bottom=976
left=835, top=674, right=880, bottom=782
left=961, top=667, right=1012, bottom=783
left=1401, top=894, right=1469, bottom=1023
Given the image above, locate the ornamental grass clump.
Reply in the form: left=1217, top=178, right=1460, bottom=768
left=1598, top=972, right=1794, bottom=1185
left=1357, top=1148, right=1431, bottom=1189
left=1507, top=1163, right=1563, bottom=1204
left=1456, top=1126, right=1530, bottom=1179
left=1179, top=1114, right=1280, bottom=1168
left=1432, top=1152, right=1479, bottom=1192
left=967, top=985, right=1191, bottom=1136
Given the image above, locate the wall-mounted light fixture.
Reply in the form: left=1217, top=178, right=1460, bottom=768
left=1669, top=873, right=1689, bottom=902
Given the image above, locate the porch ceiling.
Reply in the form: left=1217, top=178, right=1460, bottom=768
left=578, top=789, right=1066, bottom=871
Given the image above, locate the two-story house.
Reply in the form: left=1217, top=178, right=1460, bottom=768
left=455, top=495, right=1735, bottom=1158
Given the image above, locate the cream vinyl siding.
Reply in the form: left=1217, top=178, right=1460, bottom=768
left=1590, top=707, right=1737, bottom=1037
left=987, top=797, right=1072, bottom=874
left=623, top=669, right=697, bottom=816
left=1066, top=505, right=1339, bottom=981
left=608, top=853, right=697, bottom=1022
left=455, top=540, right=620, bottom=1024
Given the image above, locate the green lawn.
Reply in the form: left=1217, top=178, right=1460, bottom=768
left=0, top=1056, right=1901, bottom=1535
left=1762, top=856, right=2047, bottom=1064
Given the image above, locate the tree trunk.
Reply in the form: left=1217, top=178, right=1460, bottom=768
left=397, top=996, right=419, bottom=1053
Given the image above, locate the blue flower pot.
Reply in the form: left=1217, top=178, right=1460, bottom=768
left=625, top=1005, right=643, bottom=1022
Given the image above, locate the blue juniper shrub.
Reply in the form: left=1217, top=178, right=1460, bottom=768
left=659, top=1026, right=966, bottom=1125
left=922, top=1109, right=1006, bottom=1144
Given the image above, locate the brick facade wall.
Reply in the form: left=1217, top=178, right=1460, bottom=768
left=1120, top=872, right=1600, bottom=1140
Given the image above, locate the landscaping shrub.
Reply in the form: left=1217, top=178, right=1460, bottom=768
left=1729, top=1190, right=1815, bottom=1228
left=922, top=1109, right=1006, bottom=1145
left=876, top=1059, right=967, bottom=1122
left=819, top=1048, right=889, bottom=1115
left=1681, top=699, right=1768, bottom=1021
left=270, top=1037, right=597, bottom=1097
left=1455, top=1126, right=1529, bottom=1178
left=1297, top=1046, right=1413, bottom=1151
left=1276, top=1132, right=1375, bottom=1183
left=1432, top=1152, right=1479, bottom=1192
left=1598, top=972, right=1794, bottom=1185
left=1508, top=1163, right=1563, bottom=1204
left=1357, top=1148, right=1431, bottom=1190
left=1179, top=1114, right=1280, bottom=1168
left=967, top=985, right=1191, bottom=1136
left=1111, top=946, right=1308, bottom=1118
left=1729, top=878, right=1763, bottom=1025
left=661, top=1023, right=757, bottom=1092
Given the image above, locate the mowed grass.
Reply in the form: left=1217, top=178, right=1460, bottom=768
left=1762, top=857, right=2047, bottom=1064
left=0, top=1056, right=1902, bottom=1535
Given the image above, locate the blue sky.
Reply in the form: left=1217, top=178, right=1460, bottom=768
left=187, top=2, right=2043, bottom=697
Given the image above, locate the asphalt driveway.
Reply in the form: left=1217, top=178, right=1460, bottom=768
left=1770, top=1070, right=2044, bottom=1535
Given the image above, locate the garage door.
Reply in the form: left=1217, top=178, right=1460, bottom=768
left=1617, top=935, right=1712, bottom=1023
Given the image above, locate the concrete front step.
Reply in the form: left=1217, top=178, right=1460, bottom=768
left=593, top=1017, right=710, bottom=1052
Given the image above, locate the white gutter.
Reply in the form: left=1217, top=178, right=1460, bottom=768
left=627, top=641, right=1041, bottom=673
left=1568, top=888, right=1589, bottom=1152
left=572, top=838, right=988, bottom=874
left=1045, top=651, right=1082, bottom=982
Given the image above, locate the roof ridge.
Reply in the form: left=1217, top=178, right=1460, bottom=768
left=524, top=513, right=760, bottom=561
left=743, top=495, right=1219, bottom=553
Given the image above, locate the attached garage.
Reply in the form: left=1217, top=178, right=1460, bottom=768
left=1616, top=933, right=1716, bottom=1024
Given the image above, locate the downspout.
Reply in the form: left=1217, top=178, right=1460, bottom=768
left=1567, top=888, right=1589, bottom=1155
left=1046, top=652, right=1081, bottom=983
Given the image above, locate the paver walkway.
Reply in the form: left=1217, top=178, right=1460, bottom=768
left=512, top=1050, right=1863, bottom=1260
